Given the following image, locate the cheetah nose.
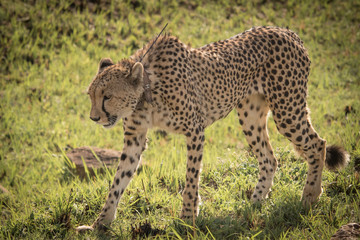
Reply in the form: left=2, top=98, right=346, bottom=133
left=90, top=116, right=100, bottom=122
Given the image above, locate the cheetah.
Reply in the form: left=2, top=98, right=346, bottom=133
left=77, top=26, right=349, bottom=231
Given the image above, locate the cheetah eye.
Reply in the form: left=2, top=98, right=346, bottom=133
left=104, top=95, right=112, bottom=101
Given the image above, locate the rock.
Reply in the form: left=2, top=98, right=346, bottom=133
left=66, top=146, right=121, bottom=178
left=331, top=223, right=360, bottom=240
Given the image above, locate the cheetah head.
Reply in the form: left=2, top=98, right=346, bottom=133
left=87, top=58, right=144, bottom=128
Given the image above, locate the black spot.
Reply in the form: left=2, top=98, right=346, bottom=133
left=121, top=154, right=127, bottom=161
left=195, top=170, right=199, bottom=178
left=114, top=191, right=119, bottom=199
left=126, top=171, right=132, bottom=178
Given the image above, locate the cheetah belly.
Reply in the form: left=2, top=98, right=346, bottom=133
left=151, top=105, right=188, bottom=134
left=203, top=103, right=235, bottom=126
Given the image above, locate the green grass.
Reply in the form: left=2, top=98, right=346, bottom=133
left=1, top=0, right=359, bottom=239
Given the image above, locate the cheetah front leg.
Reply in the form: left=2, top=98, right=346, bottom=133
left=180, top=127, right=204, bottom=219
left=76, top=128, right=147, bottom=232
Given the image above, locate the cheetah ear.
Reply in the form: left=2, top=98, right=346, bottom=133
left=130, top=62, right=144, bottom=86
left=98, top=58, right=114, bottom=74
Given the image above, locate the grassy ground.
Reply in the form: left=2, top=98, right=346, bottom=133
left=1, top=0, right=359, bottom=239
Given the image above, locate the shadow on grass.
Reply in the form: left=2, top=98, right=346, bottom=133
left=261, top=198, right=309, bottom=238
left=22, top=198, right=310, bottom=239
left=167, top=198, right=309, bottom=239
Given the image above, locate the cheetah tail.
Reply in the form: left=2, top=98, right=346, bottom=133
left=325, top=145, right=350, bottom=171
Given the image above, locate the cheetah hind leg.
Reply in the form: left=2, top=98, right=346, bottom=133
left=274, top=111, right=327, bottom=205
left=272, top=106, right=348, bottom=206
left=237, top=94, right=278, bottom=202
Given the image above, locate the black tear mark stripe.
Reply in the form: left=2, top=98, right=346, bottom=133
left=102, top=97, right=111, bottom=119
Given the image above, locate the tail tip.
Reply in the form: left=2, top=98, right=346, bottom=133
left=325, top=145, right=350, bottom=171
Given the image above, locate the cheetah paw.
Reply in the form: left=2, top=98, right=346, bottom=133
left=76, top=225, right=94, bottom=233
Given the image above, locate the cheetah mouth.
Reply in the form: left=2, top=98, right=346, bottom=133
left=103, top=115, right=118, bottom=128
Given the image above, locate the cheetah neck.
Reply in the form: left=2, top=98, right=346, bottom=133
left=142, top=70, right=152, bottom=104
